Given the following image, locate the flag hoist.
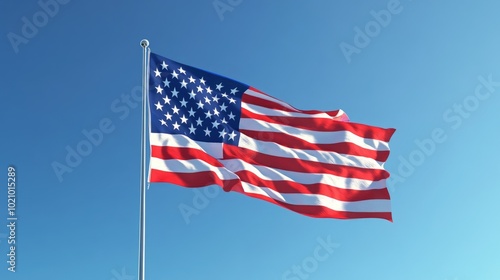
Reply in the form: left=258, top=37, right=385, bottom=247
left=138, top=39, right=150, bottom=280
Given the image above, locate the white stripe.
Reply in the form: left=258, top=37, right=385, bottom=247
left=242, top=102, right=345, bottom=119
left=150, top=133, right=223, bottom=159
left=239, top=118, right=390, bottom=151
left=241, top=183, right=391, bottom=212
left=237, top=134, right=385, bottom=169
left=149, top=157, right=239, bottom=181
left=220, top=158, right=386, bottom=190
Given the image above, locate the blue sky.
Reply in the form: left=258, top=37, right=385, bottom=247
left=1, top=0, right=500, bottom=279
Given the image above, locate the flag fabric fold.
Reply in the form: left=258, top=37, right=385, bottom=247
left=147, top=52, right=395, bottom=221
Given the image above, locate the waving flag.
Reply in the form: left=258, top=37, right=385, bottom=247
left=148, top=52, right=395, bottom=221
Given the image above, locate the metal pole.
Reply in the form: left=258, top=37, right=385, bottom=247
left=138, top=39, right=149, bottom=280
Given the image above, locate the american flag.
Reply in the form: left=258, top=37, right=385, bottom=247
left=148, top=52, right=395, bottom=221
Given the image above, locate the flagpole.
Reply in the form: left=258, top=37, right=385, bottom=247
left=138, top=39, right=150, bottom=280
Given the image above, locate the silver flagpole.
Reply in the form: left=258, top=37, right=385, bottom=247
left=138, top=39, right=150, bottom=280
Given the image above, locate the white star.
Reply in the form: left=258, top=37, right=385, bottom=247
left=180, top=79, right=188, bottom=89
left=188, top=90, right=197, bottom=99
left=216, top=83, right=223, bottom=91
left=188, top=108, right=196, bottom=117
left=156, top=85, right=163, bottom=94
left=228, top=97, right=236, bottom=104
left=195, top=117, right=203, bottom=126
left=199, top=77, right=206, bottom=85
left=212, top=120, right=220, bottom=128
left=171, top=70, right=179, bottom=79
left=228, top=112, right=236, bottom=120
left=172, top=105, right=180, bottom=114
left=204, top=96, right=211, bottom=104
left=172, top=122, right=180, bottom=130
left=230, top=87, right=239, bottom=95
left=221, top=93, right=228, bottom=98
left=180, top=115, right=188, bottom=124
left=178, top=67, right=186, bottom=75
left=160, top=119, right=167, bottom=126
left=213, top=108, right=220, bottom=116
left=163, top=95, right=171, bottom=104
left=197, top=100, right=204, bottom=109
left=163, top=78, right=170, bottom=88
left=164, top=112, right=172, bottom=120
left=204, top=127, right=211, bottom=136
left=221, top=118, right=228, bottom=124
left=219, top=129, right=227, bottom=139
left=154, top=68, right=161, bottom=77
left=196, top=85, right=204, bottom=93
left=161, top=61, right=168, bottom=70
left=206, top=87, right=212, bottom=94
left=205, top=111, right=213, bottom=119
left=220, top=103, right=227, bottom=111
left=228, top=131, right=237, bottom=140
left=155, top=101, right=163, bottom=111
left=171, top=88, right=179, bottom=97
left=188, top=124, right=196, bottom=134
left=180, top=98, right=188, bottom=107
left=188, top=76, right=196, bottom=83
left=212, top=96, right=220, bottom=103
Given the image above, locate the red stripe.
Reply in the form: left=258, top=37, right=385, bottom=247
left=151, top=145, right=224, bottom=167
left=234, top=169, right=390, bottom=201
left=223, top=145, right=389, bottom=181
left=241, top=107, right=395, bottom=141
left=150, top=169, right=391, bottom=220
left=150, top=169, right=240, bottom=192
left=240, top=130, right=391, bottom=162
left=151, top=145, right=390, bottom=196
left=231, top=184, right=392, bottom=221
left=243, top=91, right=344, bottom=118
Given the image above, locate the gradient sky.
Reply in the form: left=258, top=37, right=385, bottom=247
left=1, top=1, right=500, bottom=279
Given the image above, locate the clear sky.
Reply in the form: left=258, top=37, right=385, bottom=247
left=1, top=1, right=500, bottom=279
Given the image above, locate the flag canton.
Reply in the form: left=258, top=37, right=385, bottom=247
left=149, top=53, right=249, bottom=145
